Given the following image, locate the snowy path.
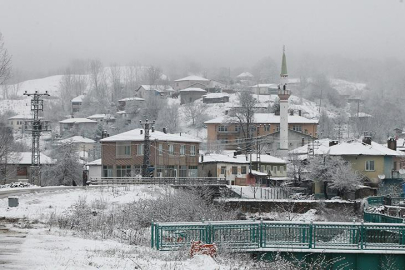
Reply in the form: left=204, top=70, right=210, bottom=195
left=0, top=220, right=28, bottom=270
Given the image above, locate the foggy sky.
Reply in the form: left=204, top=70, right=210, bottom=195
left=1, top=0, right=405, bottom=73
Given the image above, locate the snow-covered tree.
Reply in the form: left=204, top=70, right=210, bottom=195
left=233, top=91, right=257, bottom=151
left=156, top=103, right=180, bottom=133
left=42, top=142, right=83, bottom=186
left=307, top=155, right=362, bottom=197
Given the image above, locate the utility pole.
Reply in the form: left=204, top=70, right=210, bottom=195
left=23, top=90, right=50, bottom=185
left=139, top=119, right=155, bottom=177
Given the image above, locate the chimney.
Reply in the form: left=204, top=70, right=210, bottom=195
left=225, top=110, right=228, bottom=115
left=290, top=110, right=294, bottom=116
left=387, top=137, right=397, bottom=151
left=362, top=136, right=372, bottom=145
left=329, top=140, right=339, bottom=147
left=200, top=154, right=204, bottom=163
left=298, top=110, right=302, bottom=116
left=180, top=132, right=182, bottom=136
left=163, top=127, right=167, bottom=134
left=140, top=130, right=143, bottom=135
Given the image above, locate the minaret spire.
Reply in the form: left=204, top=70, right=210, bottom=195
left=277, top=46, right=291, bottom=157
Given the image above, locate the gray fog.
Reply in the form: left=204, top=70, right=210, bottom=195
left=1, top=0, right=404, bottom=73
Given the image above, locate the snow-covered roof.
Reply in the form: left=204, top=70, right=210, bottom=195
left=100, top=128, right=201, bottom=143
left=204, top=113, right=318, bottom=124
left=8, top=114, right=32, bottom=120
left=139, top=85, right=174, bottom=91
left=179, top=87, right=207, bottom=93
left=58, top=136, right=95, bottom=144
left=87, top=114, right=115, bottom=120
left=251, top=84, right=278, bottom=88
left=116, top=110, right=127, bottom=115
left=350, top=112, right=373, bottom=118
left=236, top=72, right=253, bottom=78
left=71, top=95, right=85, bottom=103
left=174, top=75, right=209, bottom=82
left=251, top=170, right=268, bottom=176
left=5, top=152, right=55, bottom=165
left=201, top=152, right=286, bottom=165
left=203, top=93, right=229, bottom=98
left=86, top=159, right=101, bottom=166
left=118, top=97, right=145, bottom=102
left=290, top=139, right=404, bottom=157
left=59, top=118, right=97, bottom=124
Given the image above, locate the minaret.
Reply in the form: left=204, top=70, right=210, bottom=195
left=278, top=46, right=291, bottom=157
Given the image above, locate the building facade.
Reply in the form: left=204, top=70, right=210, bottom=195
left=173, top=75, right=210, bottom=91
left=100, top=129, right=201, bottom=178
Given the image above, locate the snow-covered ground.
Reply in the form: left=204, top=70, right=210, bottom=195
left=0, top=186, right=245, bottom=269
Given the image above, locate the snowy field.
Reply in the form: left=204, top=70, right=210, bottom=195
left=0, top=186, right=250, bottom=269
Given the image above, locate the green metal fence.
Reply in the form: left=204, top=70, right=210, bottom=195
left=364, top=211, right=404, bottom=223
left=151, top=220, right=405, bottom=251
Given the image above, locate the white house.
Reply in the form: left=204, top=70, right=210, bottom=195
left=179, top=87, right=207, bottom=104
left=86, top=158, right=102, bottom=180
left=59, top=118, right=98, bottom=136
left=136, top=85, right=174, bottom=98
left=251, top=84, right=278, bottom=95
left=174, top=75, right=210, bottom=91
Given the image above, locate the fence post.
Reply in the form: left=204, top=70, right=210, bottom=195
left=155, top=223, right=160, bottom=250
left=309, top=221, right=313, bottom=249
left=360, top=221, right=364, bottom=250
left=206, top=220, right=212, bottom=244
left=151, top=221, right=154, bottom=248
left=260, top=218, right=264, bottom=248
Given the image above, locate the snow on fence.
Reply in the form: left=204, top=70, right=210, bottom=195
left=364, top=196, right=405, bottom=224
left=88, top=177, right=227, bottom=186
left=151, top=220, right=405, bottom=252
left=229, top=186, right=292, bottom=200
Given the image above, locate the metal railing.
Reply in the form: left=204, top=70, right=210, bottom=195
left=151, top=220, right=405, bottom=251
left=88, top=177, right=227, bottom=186
left=364, top=196, right=405, bottom=223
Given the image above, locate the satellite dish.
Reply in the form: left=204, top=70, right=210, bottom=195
left=399, top=169, right=405, bottom=175
left=378, top=175, right=386, bottom=180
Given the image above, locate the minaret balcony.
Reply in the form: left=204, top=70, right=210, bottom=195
left=278, top=89, right=291, bottom=100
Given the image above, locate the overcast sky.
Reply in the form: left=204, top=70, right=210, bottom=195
left=1, top=0, right=405, bottom=73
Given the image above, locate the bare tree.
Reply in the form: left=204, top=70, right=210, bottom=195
left=233, top=91, right=257, bottom=152
left=0, top=33, right=12, bottom=98
left=0, top=124, right=16, bottom=184
left=143, top=66, right=162, bottom=85
left=141, top=95, right=166, bottom=121
left=156, top=103, right=180, bottom=133
left=88, top=59, right=109, bottom=108
left=109, top=64, right=123, bottom=102
left=183, top=102, right=208, bottom=127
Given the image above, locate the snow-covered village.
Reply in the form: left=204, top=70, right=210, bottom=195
left=1, top=1, right=405, bottom=269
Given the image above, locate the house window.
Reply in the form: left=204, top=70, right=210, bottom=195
left=220, top=166, right=226, bottom=175
left=137, top=144, right=144, bottom=155
left=116, top=165, right=131, bottom=177
left=280, top=166, right=284, bottom=173
left=179, top=166, right=187, bottom=177
left=365, top=160, right=375, bottom=171
left=293, top=125, right=302, bottom=132
left=276, top=125, right=280, bottom=132
left=180, top=145, right=185, bottom=155
left=190, top=145, right=196, bottom=156
left=116, top=142, right=131, bottom=157
left=264, top=125, right=270, bottom=132
left=241, top=166, right=247, bottom=174
left=218, top=125, right=227, bottom=132
left=168, top=144, right=174, bottom=155
left=158, top=144, right=163, bottom=155
left=17, top=166, right=27, bottom=176
left=103, top=166, right=113, bottom=177
left=232, top=166, right=237, bottom=175
left=188, top=166, right=198, bottom=177
left=235, top=125, right=240, bottom=132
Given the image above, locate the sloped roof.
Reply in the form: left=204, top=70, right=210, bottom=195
left=201, top=152, right=286, bottom=164
left=87, top=114, right=115, bottom=120
left=59, top=118, right=97, bottom=124
left=179, top=87, right=207, bottom=93
left=203, top=93, right=229, bottom=98
left=58, top=136, right=95, bottom=144
left=290, top=139, right=404, bottom=157
left=139, top=85, right=174, bottom=91
left=204, top=113, right=318, bottom=124
left=100, top=128, right=201, bottom=143
left=251, top=84, right=278, bottom=88
left=174, top=75, right=209, bottom=82
left=5, top=152, right=56, bottom=165
left=8, top=114, right=32, bottom=120
left=237, top=72, right=253, bottom=78
left=118, top=97, right=145, bottom=102
left=86, top=158, right=102, bottom=166
left=71, top=95, right=85, bottom=102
